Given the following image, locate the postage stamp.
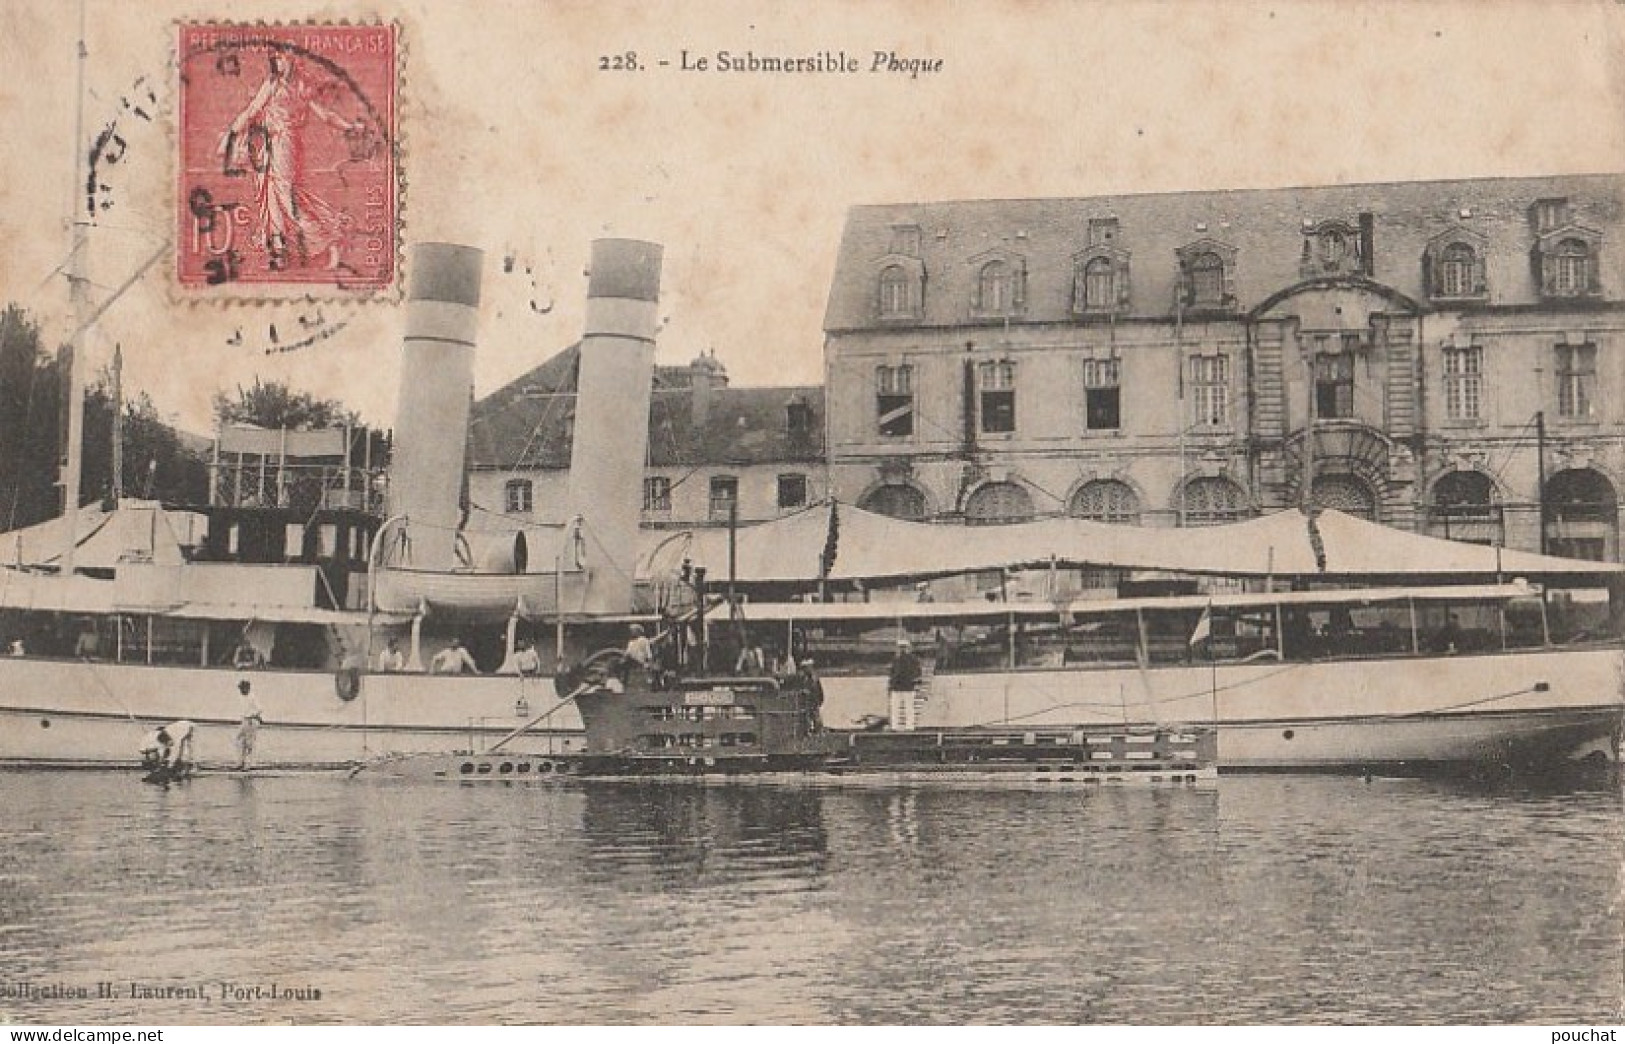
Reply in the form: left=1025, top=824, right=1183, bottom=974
left=176, top=23, right=399, bottom=297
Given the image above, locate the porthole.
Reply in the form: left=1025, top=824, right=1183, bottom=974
left=459, top=762, right=475, bottom=774
left=499, top=762, right=514, bottom=774
left=1282, top=729, right=1295, bottom=740
left=39, top=719, right=50, bottom=729
left=476, top=762, right=493, bottom=774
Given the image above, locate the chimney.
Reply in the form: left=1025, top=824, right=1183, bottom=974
left=564, top=239, right=664, bottom=613
left=689, top=350, right=728, bottom=429
left=388, top=242, right=484, bottom=570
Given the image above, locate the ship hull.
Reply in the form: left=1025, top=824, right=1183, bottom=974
left=0, top=645, right=1618, bottom=773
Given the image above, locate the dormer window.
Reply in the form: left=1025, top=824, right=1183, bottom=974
left=979, top=261, right=1015, bottom=312
left=1190, top=253, right=1224, bottom=305
left=786, top=398, right=813, bottom=439
left=879, top=265, right=912, bottom=316
left=1553, top=239, right=1595, bottom=296
left=1072, top=239, right=1132, bottom=317
left=889, top=223, right=922, bottom=257
left=1424, top=227, right=1488, bottom=300
left=1534, top=229, right=1602, bottom=299
left=1176, top=239, right=1237, bottom=313
left=1440, top=243, right=1476, bottom=296
left=1533, top=197, right=1571, bottom=234
left=968, top=250, right=1026, bottom=319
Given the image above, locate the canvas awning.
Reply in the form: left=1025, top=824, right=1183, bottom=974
left=636, top=504, right=1624, bottom=584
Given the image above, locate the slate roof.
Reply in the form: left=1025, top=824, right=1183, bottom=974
left=467, top=346, right=824, bottom=469
left=823, top=173, right=1625, bottom=331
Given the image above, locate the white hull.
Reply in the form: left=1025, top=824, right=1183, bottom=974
left=0, top=645, right=1619, bottom=772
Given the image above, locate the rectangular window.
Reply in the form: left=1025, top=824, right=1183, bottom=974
left=642, top=476, right=672, bottom=512
left=1087, top=217, right=1119, bottom=247
left=708, top=476, right=739, bottom=522
left=1083, top=358, right=1121, bottom=431
left=978, top=360, right=1017, bottom=434
left=1314, top=352, right=1355, bottom=419
left=1442, top=346, right=1483, bottom=421
left=504, top=479, right=533, bottom=515
left=777, top=473, right=808, bottom=509
left=1189, top=355, right=1229, bottom=428
left=1556, top=342, right=1597, bottom=418
left=876, top=364, right=914, bottom=438
left=1534, top=198, right=1570, bottom=233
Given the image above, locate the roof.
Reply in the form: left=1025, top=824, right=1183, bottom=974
left=646, top=503, right=1623, bottom=583
left=824, top=173, right=1625, bottom=331
left=468, top=345, right=824, bottom=469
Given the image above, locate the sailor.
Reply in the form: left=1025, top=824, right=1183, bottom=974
left=797, top=658, right=826, bottom=732
left=887, top=637, right=922, bottom=732
left=144, top=720, right=196, bottom=778
left=623, top=624, right=654, bottom=670
left=735, top=638, right=766, bottom=676
left=430, top=638, right=480, bottom=674
left=512, top=637, right=542, bottom=676
left=235, top=679, right=263, bottom=770
left=7, top=637, right=24, bottom=656
left=376, top=636, right=406, bottom=673
left=232, top=639, right=264, bottom=669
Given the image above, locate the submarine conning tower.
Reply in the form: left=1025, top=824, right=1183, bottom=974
left=565, top=238, right=664, bottom=614
left=388, top=242, right=485, bottom=571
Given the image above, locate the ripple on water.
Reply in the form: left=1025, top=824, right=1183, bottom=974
left=0, top=772, right=1617, bottom=1024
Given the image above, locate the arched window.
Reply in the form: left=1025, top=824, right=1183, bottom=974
left=1189, top=252, right=1225, bottom=307
left=1545, top=468, right=1618, bottom=561
left=1311, top=474, right=1378, bottom=522
left=1178, top=476, right=1248, bottom=526
left=1553, top=239, right=1594, bottom=296
left=859, top=484, right=928, bottom=521
left=1429, top=471, right=1501, bottom=545
left=964, top=481, right=1034, bottom=525
left=504, top=479, right=533, bottom=515
left=879, top=265, right=911, bottom=317
left=978, top=261, right=1013, bottom=312
left=1069, top=480, right=1140, bottom=525
left=1440, top=242, right=1476, bottom=297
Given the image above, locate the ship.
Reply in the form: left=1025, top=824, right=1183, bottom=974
left=2, top=220, right=1621, bottom=775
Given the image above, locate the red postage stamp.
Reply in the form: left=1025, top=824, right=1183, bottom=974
left=176, top=24, right=399, bottom=295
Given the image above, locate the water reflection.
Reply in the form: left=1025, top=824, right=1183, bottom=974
left=0, top=772, right=1615, bottom=1024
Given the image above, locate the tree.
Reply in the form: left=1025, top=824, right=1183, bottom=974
left=0, top=305, right=210, bottom=530
left=0, top=306, right=65, bottom=529
left=213, top=378, right=356, bottom=431
left=82, top=376, right=209, bottom=507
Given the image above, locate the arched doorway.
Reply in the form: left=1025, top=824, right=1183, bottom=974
left=1311, top=473, right=1378, bottom=521
left=965, top=481, right=1034, bottom=525
left=1545, top=468, right=1618, bottom=561
left=1428, top=471, right=1502, bottom=545
left=859, top=484, right=928, bottom=521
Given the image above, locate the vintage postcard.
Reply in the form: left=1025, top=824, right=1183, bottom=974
left=0, top=0, right=1620, bottom=1030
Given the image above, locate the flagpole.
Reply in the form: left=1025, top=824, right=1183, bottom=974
left=1206, top=598, right=1218, bottom=727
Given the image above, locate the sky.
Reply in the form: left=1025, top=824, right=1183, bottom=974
left=1, top=0, right=1622, bottom=437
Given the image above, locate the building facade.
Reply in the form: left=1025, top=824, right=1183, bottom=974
left=822, top=174, right=1625, bottom=560
left=468, top=348, right=826, bottom=529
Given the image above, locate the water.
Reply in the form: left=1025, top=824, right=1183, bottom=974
left=0, top=771, right=1618, bottom=1025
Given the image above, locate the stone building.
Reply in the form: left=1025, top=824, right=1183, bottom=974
left=821, top=173, right=1625, bottom=560
left=467, top=347, right=825, bottom=529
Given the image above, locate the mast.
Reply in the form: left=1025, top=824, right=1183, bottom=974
left=110, top=344, right=123, bottom=501
left=1536, top=410, right=1548, bottom=555
left=61, top=0, right=90, bottom=574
